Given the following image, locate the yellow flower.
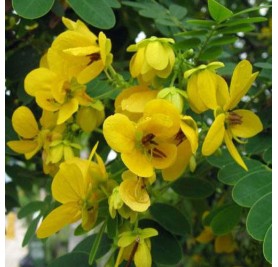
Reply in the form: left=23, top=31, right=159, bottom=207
left=201, top=60, right=263, bottom=170
left=7, top=106, right=47, bottom=159
left=127, top=36, right=175, bottom=84
left=25, top=68, right=94, bottom=124
left=184, top=62, right=225, bottom=113
left=108, top=186, right=138, bottom=223
left=47, top=17, right=113, bottom=84
left=162, top=115, right=199, bottom=181
left=119, top=170, right=155, bottom=212
left=115, top=85, right=159, bottom=121
left=76, top=104, right=105, bottom=133
left=103, top=99, right=180, bottom=177
left=196, top=226, right=237, bottom=254
left=36, top=143, right=107, bottom=238
left=115, top=227, right=158, bottom=267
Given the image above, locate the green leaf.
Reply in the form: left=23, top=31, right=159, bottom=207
left=263, top=147, right=272, bottom=164
left=232, top=170, right=271, bottom=208
left=232, top=5, right=272, bottom=17
left=107, top=214, right=118, bottom=239
left=245, top=134, right=272, bottom=154
left=174, top=38, right=201, bottom=50
left=155, top=18, right=176, bottom=27
left=12, top=0, right=55, bottom=19
left=186, top=19, right=215, bottom=27
left=169, top=4, right=187, bottom=20
left=218, top=24, right=255, bottom=34
left=254, top=62, right=272, bottom=70
left=210, top=204, right=242, bottom=235
left=199, top=46, right=223, bottom=61
left=138, top=4, right=166, bottom=19
left=218, top=158, right=268, bottom=185
left=18, top=201, right=45, bottom=219
left=49, top=252, right=91, bottom=267
left=222, top=17, right=267, bottom=27
left=121, top=1, right=149, bottom=9
left=139, top=219, right=183, bottom=266
left=73, top=233, right=111, bottom=258
left=104, top=0, right=121, bottom=8
left=209, top=36, right=238, bottom=46
left=67, top=0, right=115, bottom=29
left=263, top=225, right=272, bottom=263
left=89, top=221, right=107, bottom=264
left=206, top=149, right=234, bottom=168
left=22, top=215, right=41, bottom=247
left=171, top=177, right=215, bottom=198
left=150, top=203, right=191, bottom=236
left=208, top=0, right=233, bottom=23
left=246, top=192, right=272, bottom=241
left=175, top=30, right=208, bottom=37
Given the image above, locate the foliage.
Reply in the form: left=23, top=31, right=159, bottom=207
left=5, top=0, right=272, bottom=266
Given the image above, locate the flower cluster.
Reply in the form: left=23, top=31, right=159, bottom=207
left=7, top=16, right=263, bottom=267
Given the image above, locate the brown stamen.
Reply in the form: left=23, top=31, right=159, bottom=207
left=142, top=133, right=155, bottom=145
left=87, top=53, right=100, bottom=65
left=228, top=112, right=243, bottom=125
left=175, top=129, right=186, bottom=145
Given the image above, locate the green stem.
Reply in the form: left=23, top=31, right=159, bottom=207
left=194, top=28, right=215, bottom=63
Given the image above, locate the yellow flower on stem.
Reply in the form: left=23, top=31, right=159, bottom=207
left=201, top=60, right=263, bottom=170
left=25, top=67, right=94, bottom=125
left=7, top=106, right=47, bottom=159
left=36, top=143, right=107, bottom=238
left=127, top=36, right=175, bottom=84
left=119, top=170, right=155, bottom=212
left=115, top=227, right=158, bottom=267
left=184, top=62, right=225, bottom=113
left=47, top=17, right=113, bottom=84
left=103, top=99, right=180, bottom=177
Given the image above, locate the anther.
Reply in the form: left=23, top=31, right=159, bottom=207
left=228, top=112, right=243, bottom=125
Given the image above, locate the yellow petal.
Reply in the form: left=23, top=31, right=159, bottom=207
left=140, top=228, right=158, bottom=239
left=141, top=99, right=180, bottom=139
left=24, top=68, right=57, bottom=96
left=7, top=140, right=38, bottom=155
left=77, top=60, right=104, bottom=84
left=119, top=178, right=150, bottom=212
left=151, top=143, right=177, bottom=170
left=224, top=131, right=247, bottom=170
left=103, top=114, right=136, bottom=153
left=121, top=149, right=154, bottom=177
left=162, top=140, right=192, bottom=181
left=36, top=91, right=61, bottom=112
left=202, top=114, right=225, bottom=156
left=197, top=70, right=218, bottom=110
left=12, top=106, right=39, bottom=138
left=196, top=226, right=214, bottom=243
left=145, top=41, right=168, bottom=70
left=63, top=46, right=99, bottom=56
left=81, top=206, right=98, bottom=231
left=49, top=144, right=64, bottom=163
left=129, top=48, right=145, bottom=77
left=180, top=116, right=199, bottom=153
left=226, top=60, right=259, bottom=110
left=187, top=74, right=208, bottom=113
left=36, top=203, right=81, bottom=238
left=57, top=98, right=79, bottom=124
left=214, top=234, right=236, bottom=253
left=229, top=109, right=263, bottom=138
left=134, top=241, right=152, bottom=267
left=215, top=75, right=230, bottom=107
left=52, top=162, right=86, bottom=203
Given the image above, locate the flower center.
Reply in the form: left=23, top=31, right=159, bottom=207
left=141, top=133, right=166, bottom=159
left=228, top=112, right=243, bottom=125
